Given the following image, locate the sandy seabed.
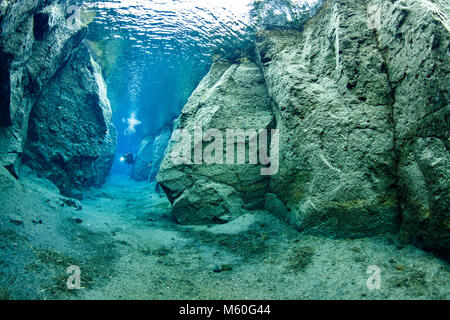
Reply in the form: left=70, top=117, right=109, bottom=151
left=0, top=172, right=449, bottom=300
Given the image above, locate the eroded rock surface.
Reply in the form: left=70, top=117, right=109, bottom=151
left=133, top=127, right=172, bottom=182
left=157, top=61, right=274, bottom=224
left=257, top=0, right=448, bottom=252
left=0, top=2, right=87, bottom=177
left=23, top=44, right=116, bottom=199
left=369, top=0, right=449, bottom=257
left=0, top=1, right=116, bottom=198
left=149, top=126, right=172, bottom=182
left=255, top=0, right=399, bottom=238
left=158, top=0, right=449, bottom=259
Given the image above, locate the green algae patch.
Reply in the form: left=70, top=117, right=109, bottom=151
left=287, top=245, right=315, bottom=272
left=22, top=221, right=119, bottom=299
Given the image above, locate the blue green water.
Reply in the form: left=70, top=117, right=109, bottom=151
left=82, top=0, right=324, bottom=171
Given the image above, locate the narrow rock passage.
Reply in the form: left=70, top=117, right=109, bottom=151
left=1, top=0, right=448, bottom=302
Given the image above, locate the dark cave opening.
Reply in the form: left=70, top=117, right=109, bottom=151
left=0, top=50, right=13, bottom=127
left=33, top=12, right=50, bottom=41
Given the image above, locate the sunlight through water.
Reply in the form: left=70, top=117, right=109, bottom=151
left=83, top=0, right=325, bottom=168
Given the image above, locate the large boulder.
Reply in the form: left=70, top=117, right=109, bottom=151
left=23, top=44, right=116, bottom=199
left=157, top=61, right=274, bottom=224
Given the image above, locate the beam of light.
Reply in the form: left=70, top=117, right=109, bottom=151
left=120, top=157, right=125, bottom=162
left=123, top=111, right=142, bottom=136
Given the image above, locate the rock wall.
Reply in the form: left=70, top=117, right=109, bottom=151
left=158, top=0, right=449, bottom=258
left=369, top=0, right=449, bottom=256
left=258, top=0, right=448, bottom=253
left=132, top=135, right=154, bottom=181
left=81, top=55, right=117, bottom=190
left=0, top=1, right=116, bottom=199
left=149, top=126, right=172, bottom=182
left=0, top=2, right=87, bottom=177
left=255, top=0, right=399, bottom=238
left=23, top=44, right=116, bottom=199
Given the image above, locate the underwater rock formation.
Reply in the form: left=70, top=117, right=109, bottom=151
left=82, top=56, right=117, bottom=190
left=157, top=61, right=275, bottom=224
left=133, top=126, right=172, bottom=182
left=0, top=0, right=447, bottom=261
left=0, top=2, right=87, bottom=177
left=255, top=0, right=400, bottom=238
left=24, top=44, right=116, bottom=199
left=133, top=135, right=154, bottom=181
left=158, top=0, right=449, bottom=258
left=369, top=0, right=449, bottom=257
left=149, top=126, right=172, bottom=182
left=0, top=1, right=115, bottom=199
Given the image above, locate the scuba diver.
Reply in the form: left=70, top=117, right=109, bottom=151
left=120, top=152, right=136, bottom=178
left=121, top=152, right=136, bottom=166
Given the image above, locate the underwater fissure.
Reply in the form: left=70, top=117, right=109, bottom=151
left=0, top=0, right=449, bottom=300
